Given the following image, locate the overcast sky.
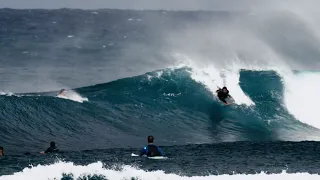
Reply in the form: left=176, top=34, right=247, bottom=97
left=0, top=0, right=284, bottom=10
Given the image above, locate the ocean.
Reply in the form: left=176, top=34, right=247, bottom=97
left=1, top=8, right=320, bottom=180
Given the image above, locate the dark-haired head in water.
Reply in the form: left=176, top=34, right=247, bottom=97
left=40, top=141, right=59, bottom=154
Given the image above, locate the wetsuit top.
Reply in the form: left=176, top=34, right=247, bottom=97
left=217, top=89, right=230, bottom=99
left=140, top=144, right=164, bottom=157
left=45, top=146, right=59, bottom=154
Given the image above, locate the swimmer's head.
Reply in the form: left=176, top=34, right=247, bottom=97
left=50, top=141, right=56, bottom=147
left=147, top=136, right=154, bottom=143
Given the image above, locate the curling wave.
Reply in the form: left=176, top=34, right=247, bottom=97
left=1, top=68, right=320, bottom=153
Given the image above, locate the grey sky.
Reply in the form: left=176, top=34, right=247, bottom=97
left=0, top=0, right=280, bottom=10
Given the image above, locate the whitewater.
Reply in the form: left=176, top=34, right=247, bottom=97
left=1, top=161, right=320, bottom=180
left=1, top=1, right=320, bottom=179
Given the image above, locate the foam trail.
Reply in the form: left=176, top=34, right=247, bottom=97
left=0, top=161, right=319, bottom=180
left=283, top=71, right=320, bottom=129
left=57, top=90, right=88, bottom=103
left=223, top=70, right=254, bottom=105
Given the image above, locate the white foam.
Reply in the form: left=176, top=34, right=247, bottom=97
left=146, top=75, right=153, bottom=81
left=283, top=71, right=320, bottom=129
left=163, top=93, right=181, bottom=97
left=0, top=92, right=14, bottom=96
left=0, top=161, right=319, bottom=180
left=145, top=70, right=164, bottom=81
left=156, top=71, right=164, bottom=78
left=57, top=90, right=88, bottom=103
left=173, top=53, right=254, bottom=106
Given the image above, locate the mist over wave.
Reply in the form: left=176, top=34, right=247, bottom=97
left=2, top=5, right=320, bottom=93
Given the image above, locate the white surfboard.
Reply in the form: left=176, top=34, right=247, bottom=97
left=147, top=156, right=167, bottom=160
left=131, top=153, right=167, bottom=159
left=225, top=96, right=235, bottom=105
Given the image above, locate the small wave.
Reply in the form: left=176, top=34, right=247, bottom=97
left=0, top=161, right=319, bottom=180
left=0, top=92, right=14, bottom=96
left=56, top=90, right=88, bottom=103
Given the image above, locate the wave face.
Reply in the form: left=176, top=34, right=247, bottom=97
left=1, top=68, right=320, bottom=154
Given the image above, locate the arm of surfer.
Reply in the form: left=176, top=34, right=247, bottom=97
left=158, top=147, right=164, bottom=156
left=140, top=147, right=147, bottom=156
left=40, top=147, right=50, bottom=154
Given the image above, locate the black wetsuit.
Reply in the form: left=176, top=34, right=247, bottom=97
left=45, top=146, right=59, bottom=154
left=217, top=90, right=230, bottom=104
left=140, top=144, right=164, bottom=157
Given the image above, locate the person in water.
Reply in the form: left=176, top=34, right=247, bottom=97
left=0, top=146, right=4, bottom=156
left=140, top=136, right=164, bottom=157
left=40, top=141, right=59, bottom=154
left=216, top=87, right=232, bottom=104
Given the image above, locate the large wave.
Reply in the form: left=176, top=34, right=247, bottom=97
left=2, top=7, right=320, bottom=179
left=1, top=68, right=320, bottom=153
left=1, top=7, right=320, bottom=154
